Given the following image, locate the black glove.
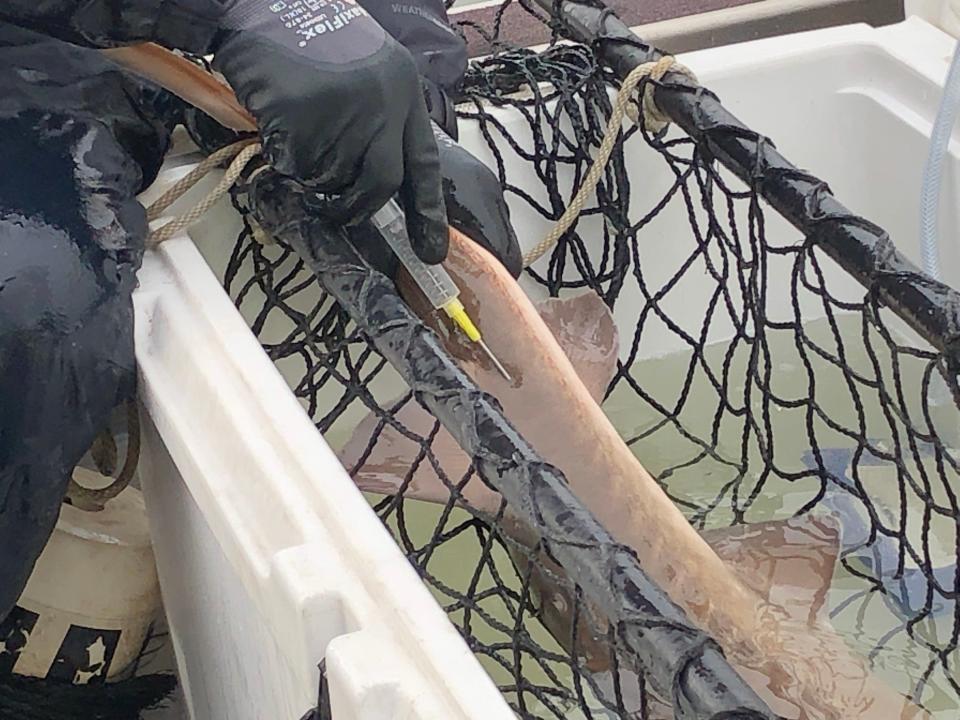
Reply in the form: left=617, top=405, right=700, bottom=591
left=356, top=0, right=467, bottom=140
left=433, top=124, right=523, bottom=278
left=357, top=0, right=466, bottom=99
left=343, top=125, right=522, bottom=280
left=422, top=77, right=459, bottom=141
left=212, top=0, right=448, bottom=264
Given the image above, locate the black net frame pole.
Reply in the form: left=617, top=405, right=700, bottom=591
left=244, top=171, right=778, bottom=720
left=532, top=0, right=960, bottom=373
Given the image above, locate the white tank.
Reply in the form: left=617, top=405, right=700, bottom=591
left=1, top=470, right=161, bottom=683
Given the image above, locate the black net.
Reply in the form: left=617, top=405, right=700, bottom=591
left=207, top=2, right=960, bottom=717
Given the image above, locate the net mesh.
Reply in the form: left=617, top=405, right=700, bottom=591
left=209, top=4, right=960, bottom=717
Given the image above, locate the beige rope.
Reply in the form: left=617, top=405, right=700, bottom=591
left=147, top=140, right=262, bottom=246
left=67, top=400, right=141, bottom=512
left=522, top=56, right=696, bottom=267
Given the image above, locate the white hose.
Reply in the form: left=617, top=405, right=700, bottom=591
left=919, top=37, right=960, bottom=280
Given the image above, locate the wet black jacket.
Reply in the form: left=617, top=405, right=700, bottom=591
left=0, top=0, right=467, bottom=98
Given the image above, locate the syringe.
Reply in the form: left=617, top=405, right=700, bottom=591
left=372, top=200, right=512, bottom=383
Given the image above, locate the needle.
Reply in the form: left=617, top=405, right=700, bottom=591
left=442, top=299, right=513, bottom=383
left=478, top=338, right=513, bottom=383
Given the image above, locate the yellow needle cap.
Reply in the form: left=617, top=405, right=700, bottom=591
left=443, top=298, right=482, bottom=342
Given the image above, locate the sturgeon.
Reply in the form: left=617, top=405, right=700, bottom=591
left=108, top=45, right=930, bottom=720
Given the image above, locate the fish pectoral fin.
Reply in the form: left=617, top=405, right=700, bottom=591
left=337, top=395, right=503, bottom=513
left=702, top=513, right=841, bottom=625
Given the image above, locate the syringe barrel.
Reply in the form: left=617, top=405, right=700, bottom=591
left=371, top=198, right=405, bottom=232
left=372, top=200, right=460, bottom=310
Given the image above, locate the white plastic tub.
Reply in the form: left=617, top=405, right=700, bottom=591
left=134, top=16, right=960, bottom=720
left=135, top=221, right=516, bottom=719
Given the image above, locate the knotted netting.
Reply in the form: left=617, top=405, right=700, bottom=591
left=201, top=2, right=960, bottom=717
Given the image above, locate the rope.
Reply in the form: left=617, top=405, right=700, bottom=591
left=145, top=60, right=694, bottom=265
left=147, top=140, right=262, bottom=246
left=522, top=55, right=696, bottom=267
left=66, top=400, right=142, bottom=512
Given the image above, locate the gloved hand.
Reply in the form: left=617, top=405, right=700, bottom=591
left=355, top=0, right=467, bottom=141
left=212, top=0, right=448, bottom=264
left=433, top=123, right=523, bottom=278
left=343, top=122, right=521, bottom=280
left=302, top=0, right=520, bottom=275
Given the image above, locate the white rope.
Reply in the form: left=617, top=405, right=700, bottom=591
left=523, top=55, right=696, bottom=267
left=147, top=139, right=262, bottom=246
